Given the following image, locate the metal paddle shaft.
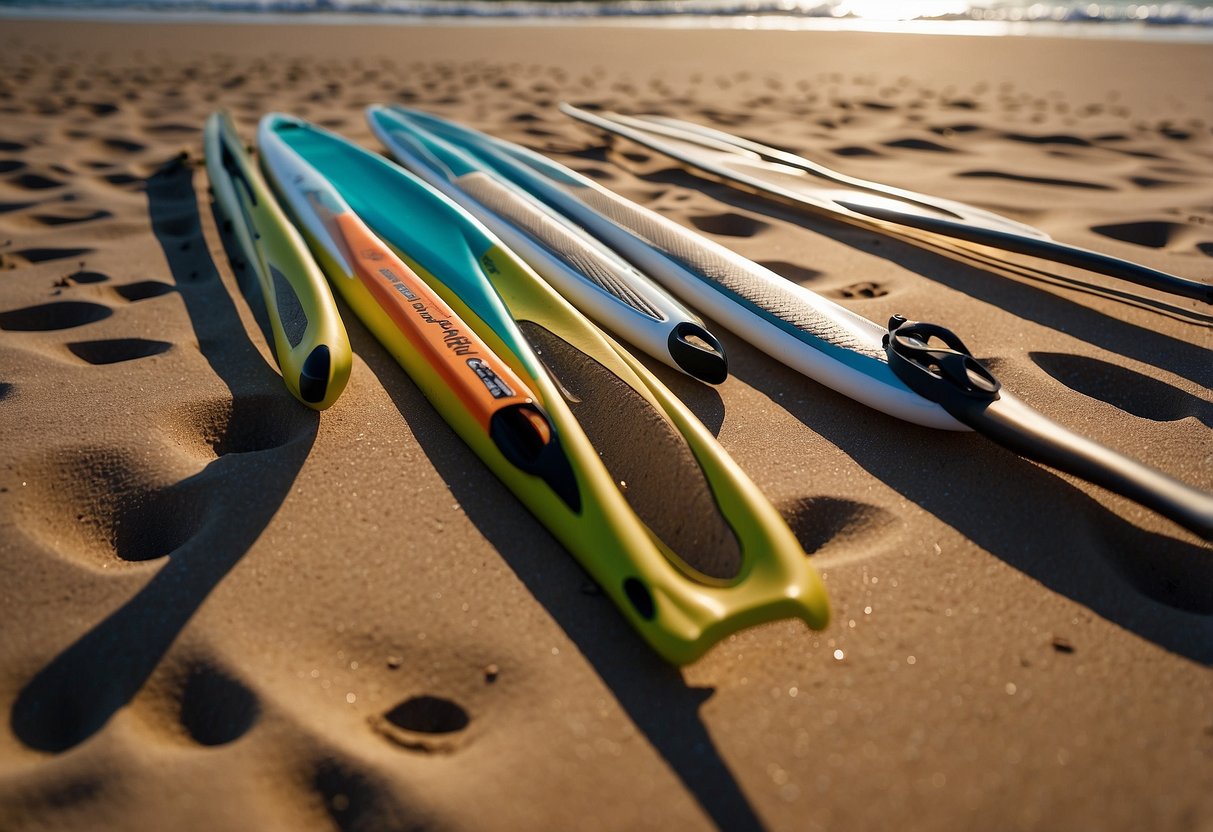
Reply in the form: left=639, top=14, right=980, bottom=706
left=845, top=203, right=1213, bottom=305
left=883, top=316, right=1213, bottom=540
left=563, top=106, right=1212, bottom=306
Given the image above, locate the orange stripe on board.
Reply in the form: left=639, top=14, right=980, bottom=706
left=333, top=212, right=539, bottom=432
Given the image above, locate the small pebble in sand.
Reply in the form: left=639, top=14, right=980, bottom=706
left=484, top=664, right=499, bottom=683
left=1051, top=637, right=1075, bottom=654
left=386, top=655, right=403, bottom=669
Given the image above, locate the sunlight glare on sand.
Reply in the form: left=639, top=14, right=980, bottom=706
left=832, top=0, right=970, bottom=19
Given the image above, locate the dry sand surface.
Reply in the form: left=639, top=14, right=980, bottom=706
left=1, top=18, right=1211, bottom=832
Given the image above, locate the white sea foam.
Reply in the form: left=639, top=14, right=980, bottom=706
left=4, top=0, right=1213, bottom=39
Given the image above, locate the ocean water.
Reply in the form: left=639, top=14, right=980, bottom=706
left=3, top=0, right=1213, bottom=38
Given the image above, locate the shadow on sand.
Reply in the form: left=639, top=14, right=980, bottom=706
left=724, top=330, right=1213, bottom=666
left=11, top=157, right=317, bottom=752
left=349, top=312, right=770, bottom=830
left=610, top=160, right=1213, bottom=664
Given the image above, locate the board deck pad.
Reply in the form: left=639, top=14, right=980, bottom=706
left=459, top=173, right=664, bottom=320
left=258, top=112, right=830, bottom=664
left=519, top=320, right=742, bottom=581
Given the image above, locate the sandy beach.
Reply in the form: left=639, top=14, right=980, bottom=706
left=0, top=17, right=1211, bottom=831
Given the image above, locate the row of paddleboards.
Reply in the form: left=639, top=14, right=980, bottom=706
left=204, top=106, right=1212, bottom=663
left=207, top=109, right=835, bottom=665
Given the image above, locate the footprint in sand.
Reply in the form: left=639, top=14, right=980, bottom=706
left=371, top=694, right=471, bottom=752
left=10, top=172, right=66, bottom=191
left=1089, top=219, right=1183, bottom=249
left=9, top=391, right=317, bottom=753
left=828, top=281, right=889, bottom=300
left=67, top=338, right=173, bottom=365
left=1115, top=147, right=1169, bottom=161
left=1158, top=124, right=1192, bottom=141
left=565, top=144, right=609, bottom=164
left=930, top=123, right=982, bottom=137
left=175, top=662, right=260, bottom=746
left=694, top=109, right=745, bottom=128
left=0, top=300, right=112, bottom=332
left=95, top=655, right=262, bottom=750
left=102, top=171, right=144, bottom=188
left=31, top=208, right=114, bottom=227
left=0, top=267, right=177, bottom=332
left=144, top=122, right=199, bottom=137
left=1002, top=131, right=1093, bottom=148
left=7, top=246, right=94, bottom=265
left=574, top=166, right=617, bottom=182
left=955, top=169, right=1113, bottom=191
left=13, top=446, right=210, bottom=570
left=112, top=280, right=176, bottom=302
left=172, top=392, right=319, bottom=459
left=15, top=383, right=318, bottom=573
left=1129, top=176, right=1183, bottom=189
left=0, top=200, right=37, bottom=216
left=100, top=137, right=146, bottom=154
left=831, top=145, right=884, bottom=158
left=51, top=269, right=108, bottom=287
left=1031, top=352, right=1212, bottom=427
left=618, top=150, right=652, bottom=165
left=93, top=480, right=207, bottom=565
left=779, top=495, right=895, bottom=566
left=85, top=101, right=119, bottom=116
left=883, top=137, right=956, bottom=153
left=688, top=212, right=768, bottom=238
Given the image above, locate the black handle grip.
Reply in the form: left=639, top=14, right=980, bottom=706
left=884, top=316, right=1213, bottom=540
left=979, top=390, right=1213, bottom=540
